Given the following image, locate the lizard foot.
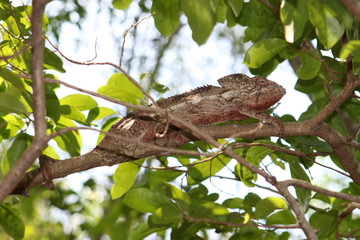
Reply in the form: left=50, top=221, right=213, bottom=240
left=39, top=155, right=56, bottom=190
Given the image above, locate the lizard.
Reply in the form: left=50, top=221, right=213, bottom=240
left=96, top=73, right=286, bottom=157
left=14, top=73, right=286, bottom=195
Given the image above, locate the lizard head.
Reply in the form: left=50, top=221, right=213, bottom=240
left=218, top=73, right=286, bottom=111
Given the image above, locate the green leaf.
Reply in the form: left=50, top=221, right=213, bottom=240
left=312, top=193, right=331, bottom=205
left=244, top=38, right=288, bottom=68
left=228, top=0, right=243, bottom=17
left=299, top=98, right=329, bottom=121
left=309, top=210, right=337, bottom=238
left=1, top=114, right=24, bottom=139
left=123, top=188, right=171, bottom=213
left=266, top=210, right=297, bottom=225
left=295, top=77, right=323, bottom=94
left=60, top=94, right=98, bottom=111
left=222, top=197, right=243, bottom=209
left=60, top=105, right=88, bottom=125
left=245, top=140, right=277, bottom=165
left=128, top=222, right=167, bottom=240
left=329, top=112, right=348, bottom=136
left=254, top=197, right=287, bottom=219
left=339, top=40, right=360, bottom=59
left=280, top=0, right=309, bottom=43
left=44, top=48, right=66, bottom=73
left=152, top=82, right=169, bottom=94
left=181, top=0, right=216, bottom=45
left=0, top=93, right=27, bottom=114
left=112, top=0, right=133, bottom=10
left=54, top=117, right=82, bottom=157
left=98, top=73, right=144, bottom=105
left=296, top=50, right=322, bottom=80
left=249, top=57, right=280, bottom=77
left=2, top=133, right=31, bottom=173
left=235, top=162, right=257, bottom=187
left=97, top=117, right=119, bottom=144
left=0, top=203, right=25, bottom=240
left=238, top=0, right=274, bottom=28
left=216, top=0, right=227, bottom=23
left=152, top=0, right=181, bottom=36
left=149, top=170, right=182, bottom=189
left=286, top=155, right=311, bottom=210
left=200, top=201, right=229, bottom=215
left=45, top=84, right=61, bottom=122
left=308, top=0, right=344, bottom=49
left=243, top=192, right=261, bottom=207
left=111, top=159, right=144, bottom=199
left=152, top=205, right=182, bottom=225
left=161, top=183, right=191, bottom=208
left=87, top=107, right=116, bottom=122
left=187, top=155, right=231, bottom=185
left=0, top=68, right=26, bottom=93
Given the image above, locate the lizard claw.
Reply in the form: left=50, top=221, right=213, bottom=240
left=272, top=118, right=285, bottom=138
left=39, top=155, right=56, bottom=190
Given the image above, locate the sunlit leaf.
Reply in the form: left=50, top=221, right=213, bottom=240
left=181, top=0, right=216, bottom=45
left=266, top=210, right=297, bottom=225
left=339, top=40, right=360, bottom=59
left=2, top=133, right=31, bottom=173
left=0, top=93, right=27, bottom=114
left=112, top=0, right=133, bottom=9
left=280, top=0, right=309, bottom=43
left=0, top=68, right=26, bottom=93
left=152, top=0, right=180, bottom=36
left=60, top=105, right=88, bottom=125
left=254, top=197, right=287, bottom=219
left=244, top=38, right=288, bottom=68
left=111, top=159, right=144, bottom=199
left=98, top=73, right=144, bottom=105
left=87, top=107, right=116, bottom=122
left=161, top=183, right=191, bottom=209
left=228, top=0, right=243, bottom=17
left=60, top=94, right=98, bottom=111
left=308, top=0, right=344, bottom=49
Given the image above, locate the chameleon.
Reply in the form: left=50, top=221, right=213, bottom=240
left=96, top=73, right=286, bottom=157
left=13, top=73, right=286, bottom=195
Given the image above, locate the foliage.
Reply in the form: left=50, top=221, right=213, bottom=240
left=1, top=0, right=360, bottom=239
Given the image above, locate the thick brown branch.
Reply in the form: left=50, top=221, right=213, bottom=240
left=0, top=0, right=49, bottom=203
left=340, top=0, right=360, bottom=21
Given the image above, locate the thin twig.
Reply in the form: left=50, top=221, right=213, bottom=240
left=119, top=13, right=155, bottom=68
left=45, top=33, right=159, bottom=105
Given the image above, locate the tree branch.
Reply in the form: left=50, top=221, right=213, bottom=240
left=340, top=0, right=360, bottom=21
left=0, top=0, right=49, bottom=203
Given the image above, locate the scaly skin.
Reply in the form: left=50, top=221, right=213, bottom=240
left=97, top=74, right=286, bottom=156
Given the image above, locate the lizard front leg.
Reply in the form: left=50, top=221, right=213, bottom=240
left=230, top=105, right=284, bottom=136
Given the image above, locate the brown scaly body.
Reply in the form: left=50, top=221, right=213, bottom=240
left=97, top=74, right=286, bottom=156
